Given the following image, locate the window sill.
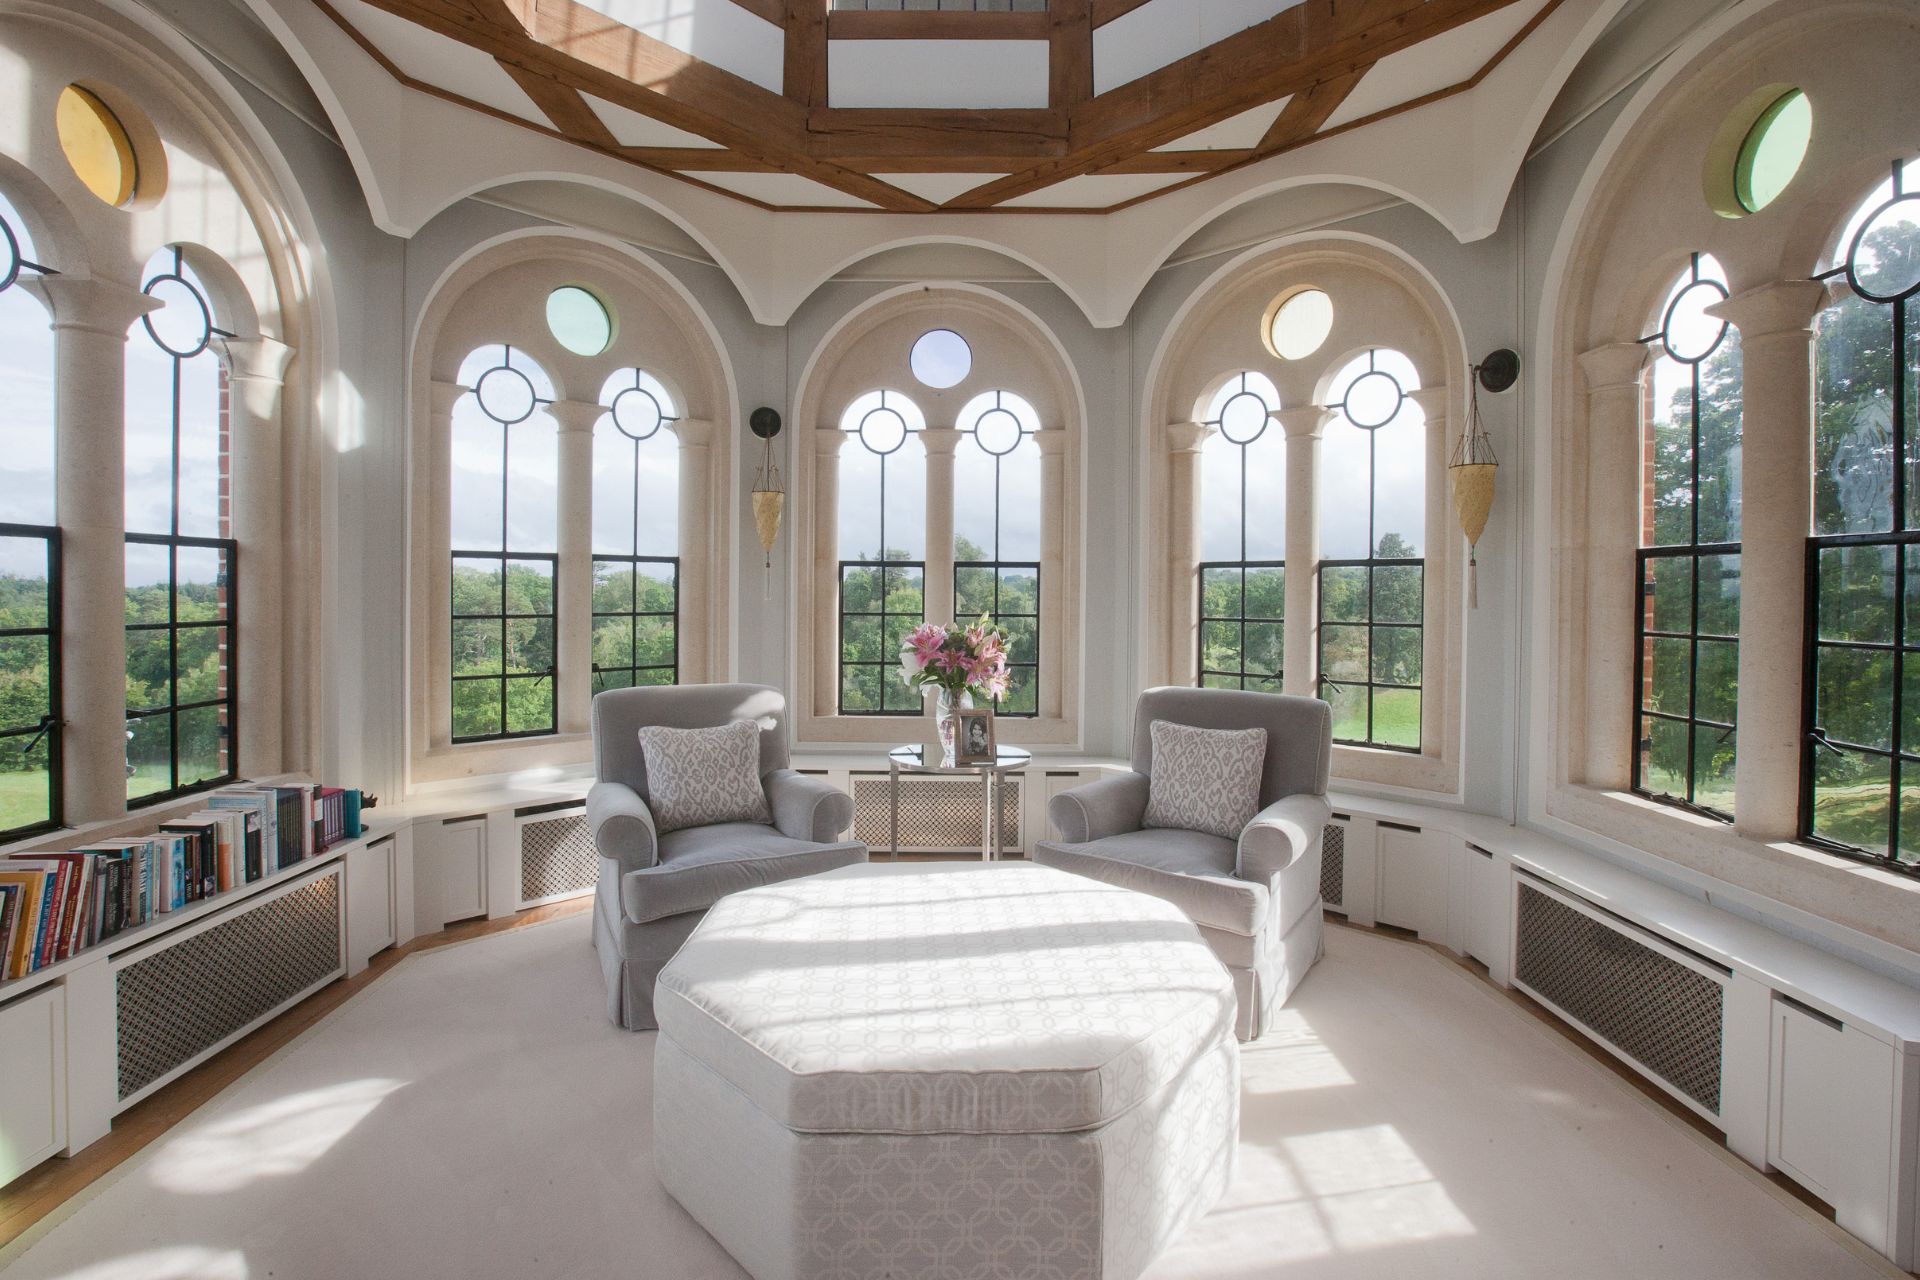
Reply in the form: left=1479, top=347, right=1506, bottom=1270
left=1545, top=783, right=1920, bottom=959
left=795, top=711, right=1080, bottom=750
left=412, top=732, right=593, bottom=785
left=1331, top=742, right=1459, bottom=796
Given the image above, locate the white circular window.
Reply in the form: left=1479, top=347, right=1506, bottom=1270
left=910, top=329, right=971, bottom=389
left=476, top=364, right=538, bottom=424
left=547, top=286, right=613, bottom=357
left=142, top=271, right=214, bottom=358
left=1267, top=288, right=1334, bottom=361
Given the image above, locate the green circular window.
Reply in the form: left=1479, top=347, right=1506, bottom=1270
left=546, top=286, right=613, bottom=357
left=1734, top=89, right=1810, bottom=214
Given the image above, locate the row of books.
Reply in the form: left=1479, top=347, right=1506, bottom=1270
left=0, top=784, right=367, bottom=981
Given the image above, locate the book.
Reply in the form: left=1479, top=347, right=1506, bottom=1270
left=0, top=867, right=54, bottom=979
left=0, top=882, right=17, bottom=980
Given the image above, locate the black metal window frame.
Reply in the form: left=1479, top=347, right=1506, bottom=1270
left=1199, top=560, right=1285, bottom=691
left=838, top=389, right=924, bottom=717
left=0, top=524, right=62, bottom=839
left=0, top=210, right=63, bottom=836
left=126, top=533, right=238, bottom=803
left=1317, top=350, right=1423, bottom=751
left=1196, top=372, right=1284, bottom=691
left=128, top=245, right=239, bottom=808
left=592, top=369, right=681, bottom=695
left=1317, top=558, right=1423, bottom=752
left=1800, top=160, right=1920, bottom=873
left=956, top=390, right=1039, bottom=716
left=452, top=549, right=558, bottom=741
left=450, top=344, right=558, bottom=743
left=1631, top=252, right=1739, bottom=821
left=592, top=554, right=680, bottom=693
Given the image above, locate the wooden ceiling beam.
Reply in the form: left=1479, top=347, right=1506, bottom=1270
left=496, top=58, right=620, bottom=147
left=1049, top=0, right=1092, bottom=110
left=1248, top=67, right=1366, bottom=158
left=782, top=0, right=827, bottom=108
left=945, top=0, right=1527, bottom=209
left=828, top=10, right=1050, bottom=40
left=1089, top=0, right=1154, bottom=28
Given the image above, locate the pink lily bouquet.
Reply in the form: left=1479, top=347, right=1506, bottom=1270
left=898, top=618, right=1012, bottom=703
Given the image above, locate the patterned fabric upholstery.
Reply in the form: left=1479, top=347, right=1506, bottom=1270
left=1141, top=719, right=1267, bottom=839
left=636, top=720, right=772, bottom=833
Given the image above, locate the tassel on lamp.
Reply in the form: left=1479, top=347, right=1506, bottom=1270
left=1449, top=349, right=1514, bottom=608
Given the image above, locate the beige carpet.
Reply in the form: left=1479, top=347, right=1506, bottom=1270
left=0, top=912, right=1899, bottom=1280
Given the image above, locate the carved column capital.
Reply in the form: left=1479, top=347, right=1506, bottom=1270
left=1164, top=421, right=1211, bottom=453
left=1709, top=279, right=1829, bottom=340
left=1578, top=342, right=1650, bottom=393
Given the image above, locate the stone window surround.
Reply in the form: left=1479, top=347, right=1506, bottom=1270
left=1141, top=238, right=1466, bottom=796
left=1538, top=0, right=1920, bottom=956
left=406, top=238, right=735, bottom=785
left=790, top=287, right=1084, bottom=747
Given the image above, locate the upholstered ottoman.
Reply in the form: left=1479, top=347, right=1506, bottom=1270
left=653, top=862, right=1240, bottom=1280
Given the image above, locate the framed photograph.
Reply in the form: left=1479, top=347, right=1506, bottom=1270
left=953, top=708, right=997, bottom=765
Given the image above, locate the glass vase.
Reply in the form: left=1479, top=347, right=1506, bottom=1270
left=936, top=688, right=973, bottom=764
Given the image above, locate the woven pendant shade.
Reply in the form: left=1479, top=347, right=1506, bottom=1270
left=748, top=408, right=786, bottom=598
left=752, top=489, right=784, bottom=557
left=1448, top=362, right=1505, bottom=607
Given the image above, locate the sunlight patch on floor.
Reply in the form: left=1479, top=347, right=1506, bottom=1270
left=145, top=1078, right=404, bottom=1194
left=45, top=1246, right=249, bottom=1279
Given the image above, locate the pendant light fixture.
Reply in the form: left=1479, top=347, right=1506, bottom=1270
left=749, top=406, right=785, bottom=599
left=1449, top=349, right=1515, bottom=607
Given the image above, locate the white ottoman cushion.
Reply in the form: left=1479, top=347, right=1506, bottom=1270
left=654, top=862, right=1240, bottom=1280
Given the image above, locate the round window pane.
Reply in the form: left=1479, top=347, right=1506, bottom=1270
left=1217, top=390, right=1272, bottom=444
left=476, top=364, right=538, bottom=425
left=547, top=286, right=613, bottom=357
left=973, top=407, right=1025, bottom=456
left=142, top=275, right=212, bottom=358
left=1849, top=194, right=1920, bottom=304
left=0, top=217, right=21, bottom=293
left=1661, top=279, right=1729, bottom=362
left=859, top=405, right=909, bottom=454
left=910, top=329, right=971, bottom=389
left=1343, top=370, right=1403, bottom=429
left=1269, top=288, right=1333, bottom=361
left=612, top=386, right=663, bottom=439
left=56, top=86, right=138, bottom=208
left=1735, top=89, right=1810, bottom=215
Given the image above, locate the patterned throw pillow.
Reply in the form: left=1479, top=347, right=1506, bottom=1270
left=638, top=720, right=773, bottom=834
left=1142, top=720, right=1268, bottom=840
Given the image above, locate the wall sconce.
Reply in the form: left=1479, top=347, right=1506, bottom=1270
left=1449, top=349, right=1516, bottom=607
left=749, top=406, right=784, bottom=598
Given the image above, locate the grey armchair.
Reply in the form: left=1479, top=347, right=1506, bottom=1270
left=588, top=683, right=866, bottom=1029
left=1033, top=687, right=1333, bottom=1040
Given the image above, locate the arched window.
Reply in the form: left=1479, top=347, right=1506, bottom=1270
left=592, top=369, right=679, bottom=692
left=0, top=193, right=60, bottom=835
left=955, top=390, right=1040, bottom=715
left=1319, top=349, right=1424, bottom=750
left=837, top=389, right=926, bottom=716
left=449, top=344, right=558, bottom=742
left=1198, top=372, right=1285, bottom=692
left=1805, top=163, right=1920, bottom=862
left=1633, top=254, right=1742, bottom=818
left=125, top=246, right=236, bottom=803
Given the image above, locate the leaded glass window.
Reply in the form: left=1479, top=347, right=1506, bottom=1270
left=1633, top=254, right=1742, bottom=819
left=955, top=390, right=1040, bottom=715
left=592, top=369, right=679, bottom=693
left=1198, top=372, right=1285, bottom=692
left=1318, top=349, right=1424, bottom=750
left=837, top=389, right=925, bottom=715
left=450, top=344, right=559, bottom=741
left=1804, top=162, right=1920, bottom=866
left=0, top=193, right=60, bottom=835
left=125, top=246, right=237, bottom=804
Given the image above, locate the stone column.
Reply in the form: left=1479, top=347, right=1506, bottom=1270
left=37, top=277, right=153, bottom=825
left=921, top=428, right=960, bottom=630
left=1164, top=421, right=1212, bottom=686
left=549, top=400, right=599, bottom=734
left=670, top=418, right=715, bottom=686
left=1277, top=407, right=1330, bottom=698
left=1034, top=428, right=1068, bottom=719
left=223, top=337, right=294, bottom=777
left=1712, top=280, right=1828, bottom=841
left=1410, top=385, right=1453, bottom=758
left=1578, top=343, right=1651, bottom=790
left=427, top=380, right=466, bottom=750
left=811, top=429, right=845, bottom=717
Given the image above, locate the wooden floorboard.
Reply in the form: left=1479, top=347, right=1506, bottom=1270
left=0, top=897, right=592, bottom=1251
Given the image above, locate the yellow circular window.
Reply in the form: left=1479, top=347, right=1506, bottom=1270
left=57, top=85, right=139, bottom=208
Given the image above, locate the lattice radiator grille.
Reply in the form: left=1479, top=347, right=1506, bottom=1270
left=1513, top=880, right=1725, bottom=1116
left=851, top=775, right=1023, bottom=854
left=1321, top=823, right=1345, bottom=907
left=520, top=812, right=597, bottom=905
left=116, top=870, right=342, bottom=1103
